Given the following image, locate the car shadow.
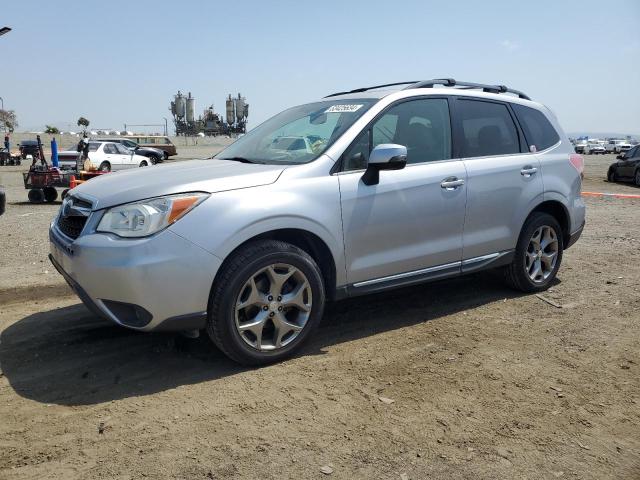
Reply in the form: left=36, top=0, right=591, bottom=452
left=0, top=271, right=536, bottom=406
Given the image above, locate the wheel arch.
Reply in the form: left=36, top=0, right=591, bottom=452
left=211, top=228, right=338, bottom=301
left=527, top=200, right=570, bottom=248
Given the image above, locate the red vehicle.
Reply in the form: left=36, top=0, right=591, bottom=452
left=23, top=167, right=108, bottom=203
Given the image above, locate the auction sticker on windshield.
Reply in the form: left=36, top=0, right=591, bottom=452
left=325, top=104, right=363, bottom=113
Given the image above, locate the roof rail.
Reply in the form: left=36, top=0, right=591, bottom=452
left=324, top=81, right=419, bottom=98
left=404, top=78, right=531, bottom=100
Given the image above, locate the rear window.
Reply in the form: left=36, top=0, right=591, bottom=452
left=512, top=104, right=560, bottom=152
left=457, top=99, right=520, bottom=157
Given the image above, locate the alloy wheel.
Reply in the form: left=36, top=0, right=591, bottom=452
left=234, top=263, right=312, bottom=351
left=525, top=225, right=559, bottom=283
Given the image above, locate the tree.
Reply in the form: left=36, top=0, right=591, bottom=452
left=45, top=125, right=60, bottom=134
left=77, top=117, right=90, bottom=131
left=0, top=109, right=18, bottom=132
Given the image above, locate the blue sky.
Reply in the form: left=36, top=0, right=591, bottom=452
left=2, top=0, right=639, bottom=135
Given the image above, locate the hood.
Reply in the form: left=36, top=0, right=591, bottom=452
left=72, top=159, right=286, bottom=210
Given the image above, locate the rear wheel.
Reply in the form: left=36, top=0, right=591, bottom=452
left=635, top=169, right=640, bottom=187
left=99, top=161, right=111, bottom=172
left=28, top=188, right=45, bottom=203
left=139, top=160, right=148, bottom=167
left=505, top=212, right=563, bottom=292
left=207, top=240, right=325, bottom=365
left=43, top=186, right=58, bottom=202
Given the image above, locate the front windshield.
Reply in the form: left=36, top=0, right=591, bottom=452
left=215, top=99, right=376, bottom=164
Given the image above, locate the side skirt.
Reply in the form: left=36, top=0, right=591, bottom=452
left=338, top=250, right=514, bottom=299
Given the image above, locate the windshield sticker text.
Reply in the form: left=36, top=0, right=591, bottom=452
left=325, top=104, right=363, bottom=113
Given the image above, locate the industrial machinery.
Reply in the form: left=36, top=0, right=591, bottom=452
left=170, top=91, right=249, bottom=136
left=226, top=93, right=249, bottom=134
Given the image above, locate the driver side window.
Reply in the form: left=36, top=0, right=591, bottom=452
left=342, top=98, right=452, bottom=172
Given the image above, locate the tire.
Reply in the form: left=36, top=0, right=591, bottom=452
left=608, top=168, right=617, bottom=183
left=28, top=188, right=45, bottom=203
left=43, top=186, right=58, bottom=202
left=150, top=155, right=160, bottom=165
left=207, top=239, right=325, bottom=365
left=61, top=189, right=70, bottom=200
left=139, top=160, right=148, bottom=167
left=504, top=212, right=563, bottom=293
left=635, top=169, right=640, bottom=187
left=99, top=161, right=111, bottom=172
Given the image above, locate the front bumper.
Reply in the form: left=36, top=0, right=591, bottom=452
left=49, top=223, right=221, bottom=331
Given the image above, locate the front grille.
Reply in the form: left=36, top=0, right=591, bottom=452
left=56, top=195, right=93, bottom=240
left=57, top=215, right=87, bottom=240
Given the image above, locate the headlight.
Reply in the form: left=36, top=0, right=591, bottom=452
left=97, top=192, right=209, bottom=238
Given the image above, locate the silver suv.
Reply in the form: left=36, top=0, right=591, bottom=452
left=49, top=79, right=586, bottom=365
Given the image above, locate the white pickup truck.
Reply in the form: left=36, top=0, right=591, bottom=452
left=58, top=141, right=152, bottom=172
left=605, top=139, right=632, bottom=154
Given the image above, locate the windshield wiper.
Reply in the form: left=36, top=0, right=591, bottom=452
left=215, top=156, right=264, bottom=164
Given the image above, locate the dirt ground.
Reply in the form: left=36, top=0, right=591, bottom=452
left=0, top=153, right=639, bottom=479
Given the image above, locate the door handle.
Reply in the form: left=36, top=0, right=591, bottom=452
left=440, top=177, right=465, bottom=190
left=521, top=166, right=538, bottom=176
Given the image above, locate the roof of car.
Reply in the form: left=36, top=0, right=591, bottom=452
left=323, top=79, right=540, bottom=108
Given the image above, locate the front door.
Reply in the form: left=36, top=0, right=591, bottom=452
left=338, top=97, right=467, bottom=290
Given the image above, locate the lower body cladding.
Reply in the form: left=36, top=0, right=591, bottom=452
left=49, top=226, right=221, bottom=331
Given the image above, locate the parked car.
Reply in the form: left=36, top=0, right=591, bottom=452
left=605, top=139, right=632, bottom=154
left=607, top=145, right=640, bottom=185
left=123, top=135, right=177, bottom=158
left=0, top=185, right=5, bottom=216
left=18, top=140, right=40, bottom=159
left=57, top=141, right=152, bottom=172
left=584, top=142, right=606, bottom=155
left=574, top=141, right=587, bottom=154
left=95, top=138, right=166, bottom=164
left=49, top=78, right=585, bottom=365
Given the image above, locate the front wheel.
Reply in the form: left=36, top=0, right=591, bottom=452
left=207, top=240, right=325, bottom=365
left=504, top=212, right=563, bottom=292
left=608, top=168, right=617, bottom=183
left=635, top=169, right=640, bottom=187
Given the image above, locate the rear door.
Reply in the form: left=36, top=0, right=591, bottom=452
left=114, top=143, right=135, bottom=168
left=452, top=97, right=544, bottom=267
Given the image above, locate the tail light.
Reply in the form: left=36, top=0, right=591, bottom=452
left=569, top=154, right=584, bottom=180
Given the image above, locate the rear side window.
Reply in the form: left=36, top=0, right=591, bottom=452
left=512, top=104, right=560, bottom=152
left=457, top=100, right=520, bottom=157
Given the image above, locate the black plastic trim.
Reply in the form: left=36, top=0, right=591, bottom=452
left=565, top=221, right=585, bottom=250
left=153, top=312, right=208, bottom=331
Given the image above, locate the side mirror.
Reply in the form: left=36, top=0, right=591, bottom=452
left=361, top=144, right=407, bottom=186
left=617, top=154, right=624, bottom=160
